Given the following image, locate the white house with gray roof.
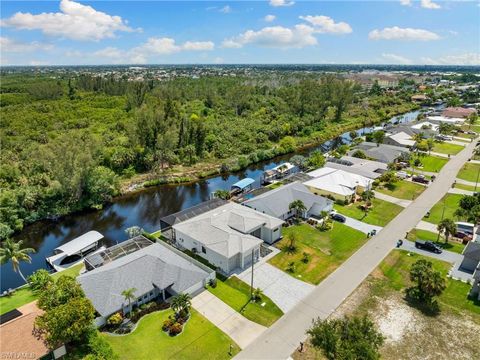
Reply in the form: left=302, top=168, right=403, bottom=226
left=172, top=202, right=284, bottom=274
left=77, top=237, right=214, bottom=326
left=243, top=181, right=333, bottom=220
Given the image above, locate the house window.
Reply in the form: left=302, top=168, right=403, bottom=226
left=201, top=246, right=206, bottom=254
left=273, top=228, right=279, bottom=232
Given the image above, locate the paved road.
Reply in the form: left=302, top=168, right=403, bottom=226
left=399, top=240, right=463, bottom=263
left=234, top=140, right=477, bottom=360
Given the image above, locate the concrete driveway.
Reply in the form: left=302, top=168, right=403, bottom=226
left=236, top=262, right=315, bottom=313
left=375, top=192, right=412, bottom=208
left=192, top=290, right=266, bottom=349
left=398, top=240, right=463, bottom=263
left=341, top=215, right=383, bottom=235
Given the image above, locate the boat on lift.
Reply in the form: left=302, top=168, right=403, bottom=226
left=46, top=231, right=105, bottom=272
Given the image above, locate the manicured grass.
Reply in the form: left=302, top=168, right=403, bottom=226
left=454, top=182, right=477, bottom=192
left=411, top=154, right=449, bottom=173
left=378, top=250, right=479, bottom=315
left=150, top=230, right=162, bottom=238
left=208, top=276, right=283, bottom=327
left=376, top=180, right=425, bottom=200
left=0, top=263, right=84, bottom=315
left=457, top=162, right=480, bottom=183
left=425, top=193, right=464, bottom=224
left=333, top=198, right=403, bottom=227
left=268, top=223, right=366, bottom=285
left=104, top=309, right=240, bottom=360
left=432, top=141, right=464, bottom=155
left=266, top=182, right=283, bottom=189
left=407, top=229, right=466, bottom=254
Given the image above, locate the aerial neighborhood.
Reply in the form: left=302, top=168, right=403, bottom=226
left=0, top=1, right=479, bottom=358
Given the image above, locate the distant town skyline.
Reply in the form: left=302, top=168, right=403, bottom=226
left=1, top=0, right=479, bottom=66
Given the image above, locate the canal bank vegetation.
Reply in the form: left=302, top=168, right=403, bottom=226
left=0, top=73, right=418, bottom=239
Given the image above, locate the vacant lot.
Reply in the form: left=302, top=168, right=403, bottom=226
left=432, top=142, right=464, bottom=155
left=411, top=154, right=449, bottom=173
left=269, top=223, right=366, bottom=285
left=457, top=162, right=480, bottom=182
left=334, top=198, right=403, bottom=226
left=208, top=276, right=283, bottom=327
left=294, top=250, right=480, bottom=360
left=376, top=180, right=425, bottom=200
left=104, top=309, right=240, bottom=360
left=425, top=193, right=464, bottom=225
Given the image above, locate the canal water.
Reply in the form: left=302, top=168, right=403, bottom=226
left=1, top=109, right=423, bottom=291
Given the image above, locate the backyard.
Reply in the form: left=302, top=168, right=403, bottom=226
left=432, top=141, right=464, bottom=155
left=457, top=162, right=480, bottom=183
left=104, top=309, right=240, bottom=360
left=207, top=276, right=283, bottom=327
left=0, top=263, right=84, bottom=315
left=407, top=229, right=466, bottom=254
left=294, top=250, right=480, bottom=360
left=376, top=180, right=425, bottom=200
left=268, top=223, right=366, bottom=285
left=424, top=193, right=464, bottom=224
left=333, top=198, right=403, bottom=227
left=411, top=154, right=449, bottom=173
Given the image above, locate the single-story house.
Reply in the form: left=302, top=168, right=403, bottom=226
left=326, top=156, right=388, bottom=179
left=348, top=142, right=409, bottom=164
left=411, top=121, right=440, bottom=134
left=243, top=181, right=334, bottom=220
left=78, top=236, right=214, bottom=326
left=442, top=107, right=477, bottom=119
left=304, top=167, right=372, bottom=201
left=459, top=239, right=480, bottom=301
left=172, top=202, right=284, bottom=274
left=261, top=162, right=298, bottom=184
left=427, top=115, right=465, bottom=125
left=383, top=131, right=416, bottom=148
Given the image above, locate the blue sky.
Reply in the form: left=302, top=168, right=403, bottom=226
left=0, top=0, right=478, bottom=65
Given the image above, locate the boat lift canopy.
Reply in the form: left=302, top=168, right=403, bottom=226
left=231, top=178, right=255, bottom=191
left=54, top=231, right=104, bottom=256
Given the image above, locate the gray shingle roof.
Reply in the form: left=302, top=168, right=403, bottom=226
left=77, top=240, right=211, bottom=317
left=348, top=142, right=409, bottom=164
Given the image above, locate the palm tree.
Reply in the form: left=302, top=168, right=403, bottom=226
left=121, top=287, right=137, bottom=317
left=0, top=239, right=35, bottom=284
left=361, top=190, right=375, bottom=206
left=437, top=218, right=457, bottom=244
left=289, top=200, right=307, bottom=221
left=171, top=293, right=192, bottom=316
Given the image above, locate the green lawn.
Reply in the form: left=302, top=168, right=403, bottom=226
left=425, top=193, right=464, bottom=224
left=333, top=198, right=403, bottom=226
left=378, top=250, right=479, bottom=316
left=208, top=277, right=283, bottom=327
left=268, top=223, right=366, bottom=285
left=432, top=142, right=464, bottom=155
left=104, top=309, right=240, bottom=360
left=407, top=229, right=466, bottom=254
left=376, top=180, right=425, bottom=200
left=454, top=183, right=478, bottom=192
left=0, top=263, right=84, bottom=315
left=266, top=182, right=283, bottom=190
left=411, top=154, right=449, bottom=173
left=457, top=163, right=480, bottom=183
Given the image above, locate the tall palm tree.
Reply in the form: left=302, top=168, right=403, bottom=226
left=437, top=218, right=457, bottom=244
left=289, top=200, right=307, bottom=220
left=0, top=239, right=35, bottom=284
left=171, top=293, right=192, bottom=316
left=121, top=287, right=137, bottom=317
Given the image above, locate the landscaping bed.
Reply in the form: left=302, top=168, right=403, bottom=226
left=268, top=223, right=366, bottom=285
left=104, top=309, right=240, bottom=360
left=207, top=276, right=283, bottom=327
left=376, top=180, right=425, bottom=200
left=333, top=198, right=403, bottom=227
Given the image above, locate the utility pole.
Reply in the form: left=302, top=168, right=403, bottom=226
left=475, top=164, right=480, bottom=192
left=436, top=196, right=447, bottom=242
left=250, top=248, right=255, bottom=300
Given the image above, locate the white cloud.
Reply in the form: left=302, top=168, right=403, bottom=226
left=369, top=26, right=440, bottom=41
left=182, top=41, right=215, bottom=51
left=222, top=24, right=317, bottom=49
left=421, top=53, right=480, bottom=65
left=220, top=5, right=232, bottom=13
left=421, top=0, right=441, bottom=9
left=214, top=57, right=224, bottom=64
left=0, top=0, right=136, bottom=41
left=299, top=15, right=352, bottom=34
left=400, top=0, right=412, bottom=6
left=264, top=14, right=276, bottom=22
left=0, top=36, right=53, bottom=52
left=381, top=53, right=413, bottom=64
left=269, top=0, right=295, bottom=7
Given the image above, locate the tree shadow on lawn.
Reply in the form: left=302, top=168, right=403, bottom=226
left=404, top=291, right=440, bottom=318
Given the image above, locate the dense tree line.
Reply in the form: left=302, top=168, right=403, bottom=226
left=0, top=73, right=417, bottom=239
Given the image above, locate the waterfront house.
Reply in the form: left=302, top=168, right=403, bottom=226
left=326, top=156, right=388, bottom=179
left=383, top=131, right=416, bottom=148
left=442, top=107, right=477, bottom=119
left=348, top=142, right=409, bottom=164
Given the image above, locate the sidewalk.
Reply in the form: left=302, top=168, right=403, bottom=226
left=416, top=220, right=438, bottom=233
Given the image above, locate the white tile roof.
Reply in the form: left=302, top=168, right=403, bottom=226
left=304, top=167, right=372, bottom=196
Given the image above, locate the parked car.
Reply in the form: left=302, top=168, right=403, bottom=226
left=436, top=134, right=453, bottom=141
left=412, top=175, right=429, bottom=184
left=396, top=171, right=409, bottom=179
left=331, top=213, right=346, bottom=223
left=415, top=240, right=442, bottom=254
left=455, top=231, right=472, bottom=240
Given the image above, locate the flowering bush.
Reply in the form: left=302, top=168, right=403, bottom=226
left=169, top=322, right=183, bottom=336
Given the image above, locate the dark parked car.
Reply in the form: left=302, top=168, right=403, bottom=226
left=412, top=175, right=429, bottom=184
left=331, top=213, right=346, bottom=223
left=455, top=231, right=472, bottom=240
left=415, top=240, right=442, bottom=254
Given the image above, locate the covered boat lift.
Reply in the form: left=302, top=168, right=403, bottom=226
left=230, top=178, right=255, bottom=195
